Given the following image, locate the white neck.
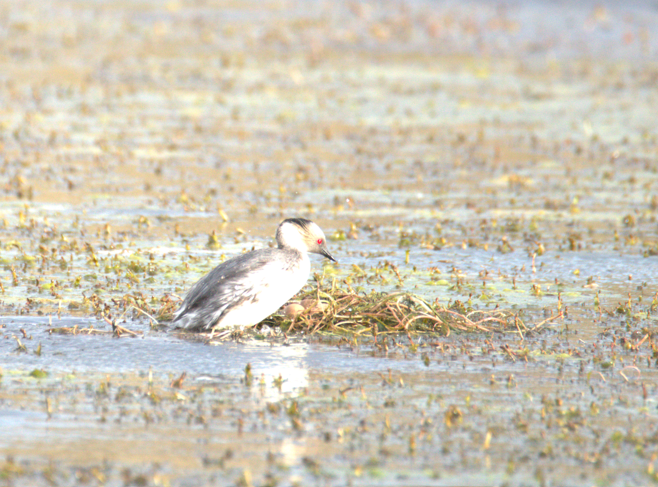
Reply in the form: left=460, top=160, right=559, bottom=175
left=276, top=222, right=307, bottom=252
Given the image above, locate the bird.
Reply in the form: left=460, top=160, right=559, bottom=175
left=173, top=218, right=336, bottom=332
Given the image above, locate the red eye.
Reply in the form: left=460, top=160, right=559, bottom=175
left=317, top=238, right=323, bottom=245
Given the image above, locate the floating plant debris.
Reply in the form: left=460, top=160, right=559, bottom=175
left=262, top=286, right=534, bottom=337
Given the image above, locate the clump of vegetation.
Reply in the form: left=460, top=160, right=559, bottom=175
left=264, top=285, right=521, bottom=336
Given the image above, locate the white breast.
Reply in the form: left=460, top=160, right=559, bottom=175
left=211, top=252, right=311, bottom=329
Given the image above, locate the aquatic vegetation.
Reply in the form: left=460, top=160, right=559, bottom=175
left=263, top=285, right=526, bottom=336
left=1, top=0, right=657, bottom=485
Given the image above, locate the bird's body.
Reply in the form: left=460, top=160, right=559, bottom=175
left=173, top=218, right=335, bottom=331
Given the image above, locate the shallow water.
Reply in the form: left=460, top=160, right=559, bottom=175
left=2, top=311, right=656, bottom=486
left=2, top=0, right=658, bottom=485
